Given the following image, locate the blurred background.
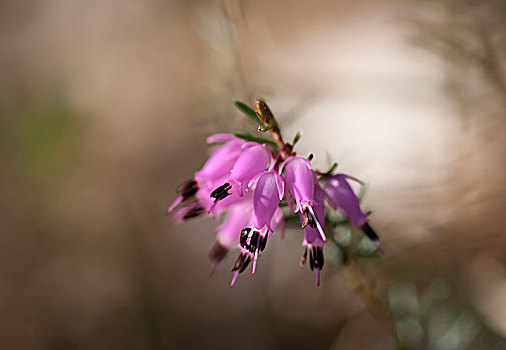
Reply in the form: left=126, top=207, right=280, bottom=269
left=0, top=0, right=505, bottom=349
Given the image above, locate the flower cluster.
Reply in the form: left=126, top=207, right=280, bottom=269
left=167, top=100, right=382, bottom=286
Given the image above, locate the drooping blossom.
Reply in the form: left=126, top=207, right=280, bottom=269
left=299, top=184, right=326, bottom=285
left=281, top=156, right=326, bottom=242
left=166, top=99, right=383, bottom=288
left=195, top=134, right=245, bottom=187
left=168, top=134, right=245, bottom=216
left=209, top=200, right=254, bottom=270
left=252, top=171, right=285, bottom=232
left=323, top=174, right=383, bottom=252
left=230, top=206, right=284, bottom=287
left=210, top=143, right=273, bottom=206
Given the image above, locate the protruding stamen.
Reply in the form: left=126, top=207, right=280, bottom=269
left=313, top=247, right=324, bottom=269
left=307, top=206, right=327, bottom=242
left=259, top=235, right=268, bottom=252
left=177, top=179, right=199, bottom=199
left=230, top=271, right=240, bottom=287
left=232, top=253, right=247, bottom=271
left=252, top=237, right=261, bottom=274
left=168, top=179, right=200, bottom=214
left=318, top=247, right=324, bottom=268
left=210, top=183, right=232, bottom=202
left=300, top=247, right=308, bottom=268
left=309, top=248, right=315, bottom=271
left=240, top=228, right=251, bottom=248
left=208, top=241, right=228, bottom=269
left=183, top=205, right=205, bottom=220
left=316, top=268, right=320, bottom=286
left=361, top=222, right=383, bottom=253
left=167, top=196, right=183, bottom=214
left=248, top=231, right=260, bottom=254
left=239, top=256, right=251, bottom=273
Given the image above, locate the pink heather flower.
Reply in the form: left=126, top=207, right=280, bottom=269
left=323, top=174, right=368, bottom=227
left=230, top=207, right=285, bottom=287
left=252, top=171, right=285, bottom=232
left=167, top=178, right=200, bottom=214
left=323, top=174, right=383, bottom=252
left=171, top=202, right=206, bottom=223
left=301, top=185, right=326, bottom=247
left=196, top=182, right=251, bottom=219
left=167, top=134, right=244, bottom=215
left=166, top=100, right=385, bottom=289
left=281, top=156, right=326, bottom=242
left=209, top=200, right=254, bottom=269
left=195, top=134, right=245, bottom=187
left=240, top=171, right=285, bottom=274
left=300, top=184, right=326, bottom=285
left=210, top=143, right=273, bottom=206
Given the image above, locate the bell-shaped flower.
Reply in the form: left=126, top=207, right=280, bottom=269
left=323, top=174, right=382, bottom=252
left=252, top=171, right=285, bottom=232
left=323, top=174, right=368, bottom=227
left=195, top=134, right=245, bottom=187
left=196, top=183, right=251, bottom=219
left=230, top=206, right=285, bottom=287
left=167, top=134, right=244, bottom=215
left=299, top=184, right=326, bottom=286
left=239, top=171, right=285, bottom=274
left=210, top=143, right=273, bottom=207
left=209, top=200, right=254, bottom=270
left=281, top=156, right=326, bottom=242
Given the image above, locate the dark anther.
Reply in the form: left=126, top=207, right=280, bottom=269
left=300, top=247, right=308, bottom=267
left=239, top=256, right=251, bottom=273
left=318, top=247, right=324, bottom=268
left=183, top=205, right=205, bottom=220
left=232, top=253, right=252, bottom=273
left=302, top=208, right=317, bottom=229
left=309, top=249, right=315, bottom=271
left=259, top=235, right=268, bottom=252
left=240, top=228, right=251, bottom=248
left=210, top=183, right=232, bottom=202
left=176, top=179, right=199, bottom=200
left=248, top=231, right=260, bottom=253
left=232, top=253, right=248, bottom=271
left=313, top=247, right=324, bottom=269
left=361, top=222, right=379, bottom=243
left=208, top=241, right=228, bottom=264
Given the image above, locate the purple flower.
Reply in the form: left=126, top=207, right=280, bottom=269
left=210, top=143, right=273, bottom=206
left=300, top=184, right=326, bottom=285
left=281, top=156, right=326, bottom=242
left=167, top=134, right=244, bottom=215
left=166, top=98, right=384, bottom=288
left=230, top=207, right=284, bottom=287
left=195, top=134, right=245, bottom=187
left=209, top=200, right=254, bottom=270
left=323, top=174, right=383, bottom=252
left=323, top=174, right=367, bottom=226
left=228, top=172, right=284, bottom=285
left=253, top=171, right=285, bottom=232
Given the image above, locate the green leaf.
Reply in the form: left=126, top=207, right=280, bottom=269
left=327, top=162, right=338, bottom=174
left=258, top=125, right=273, bottom=132
left=233, top=133, right=277, bottom=148
left=234, top=101, right=263, bottom=125
left=292, top=131, right=302, bottom=145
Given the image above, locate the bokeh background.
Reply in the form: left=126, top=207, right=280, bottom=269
left=0, top=0, right=505, bottom=349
